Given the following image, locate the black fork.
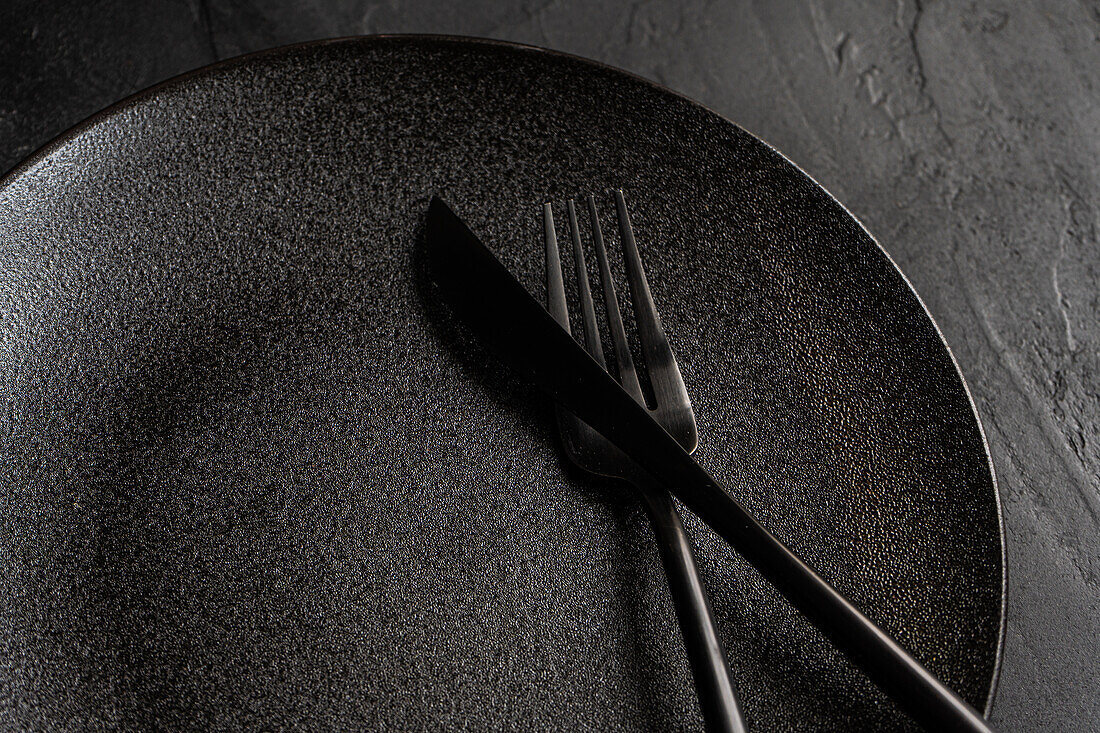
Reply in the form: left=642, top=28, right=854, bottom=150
left=545, top=190, right=746, bottom=733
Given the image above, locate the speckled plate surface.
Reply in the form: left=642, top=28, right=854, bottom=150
left=0, top=36, right=1003, bottom=731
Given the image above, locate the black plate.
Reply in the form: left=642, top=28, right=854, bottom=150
left=0, top=36, right=1004, bottom=731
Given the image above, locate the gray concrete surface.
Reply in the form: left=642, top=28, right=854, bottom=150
left=1, top=1, right=1096, bottom=730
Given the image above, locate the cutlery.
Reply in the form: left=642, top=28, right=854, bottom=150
left=423, top=195, right=994, bottom=733
left=543, top=192, right=745, bottom=733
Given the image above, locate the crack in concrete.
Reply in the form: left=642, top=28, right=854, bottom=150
left=357, top=3, right=386, bottom=35
left=193, top=0, right=220, bottom=62
left=891, top=0, right=954, bottom=150
left=983, top=404, right=1100, bottom=588
left=834, top=31, right=850, bottom=74
left=951, top=249, right=1100, bottom=527
left=747, top=0, right=841, bottom=179
left=1052, top=226, right=1077, bottom=353
left=807, top=0, right=848, bottom=75
left=905, top=0, right=928, bottom=93
left=1078, top=0, right=1100, bottom=32
left=1050, top=163, right=1095, bottom=357
left=528, top=0, right=564, bottom=44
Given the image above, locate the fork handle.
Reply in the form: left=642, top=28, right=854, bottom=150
left=636, top=479, right=748, bottom=733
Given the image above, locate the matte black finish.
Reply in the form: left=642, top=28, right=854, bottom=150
left=426, top=197, right=993, bottom=733
left=0, top=37, right=1003, bottom=731
left=640, top=485, right=742, bottom=732
left=545, top=193, right=744, bottom=733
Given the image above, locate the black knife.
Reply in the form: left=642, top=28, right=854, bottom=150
left=423, top=196, right=993, bottom=733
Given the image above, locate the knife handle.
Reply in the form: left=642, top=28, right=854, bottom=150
left=667, top=471, right=995, bottom=733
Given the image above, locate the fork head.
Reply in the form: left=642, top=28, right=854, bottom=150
left=543, top=190, right=697, bottom=480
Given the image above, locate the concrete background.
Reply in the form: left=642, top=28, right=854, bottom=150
left=1, top=1, right=1096, bottom=730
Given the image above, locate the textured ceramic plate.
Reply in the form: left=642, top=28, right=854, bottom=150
left=0, top=36, right=1003, bottom=731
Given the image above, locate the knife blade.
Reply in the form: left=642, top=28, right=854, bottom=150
left=422, top=195, right=993, bottom=733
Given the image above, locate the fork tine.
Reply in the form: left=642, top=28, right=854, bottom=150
left=614, top=189, right=692, bottom=410
left=587, top=194, right=645, bottom=403
left=566, top=199, right=607, bottom=368
left=543, top=203, right=570, bottom=333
